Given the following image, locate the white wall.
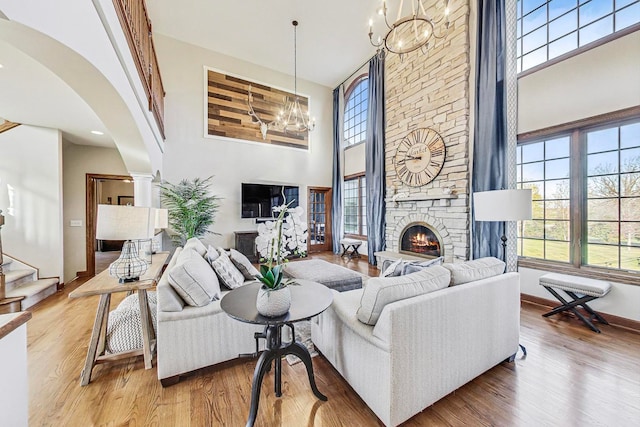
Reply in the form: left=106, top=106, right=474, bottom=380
left=518, top=31, right=640, bottom=133
left=155, top=35, right=333, bottom=249
left=62, top=143, right=129, bottom=281
left=517, top=30, right=640, bottom=321
left=0, top=125, right=63, bottom=280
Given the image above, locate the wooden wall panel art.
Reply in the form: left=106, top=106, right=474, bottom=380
left=206, top=69, right=309, bottom=150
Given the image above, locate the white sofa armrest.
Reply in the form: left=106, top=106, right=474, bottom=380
left=373, top=272, right=520, bottom=426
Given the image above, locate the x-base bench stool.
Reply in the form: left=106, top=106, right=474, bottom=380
left=539, top=272, right=611, bottom=333
left=340, top=238, right=362, bottom=259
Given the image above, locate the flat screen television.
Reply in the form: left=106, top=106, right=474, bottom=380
left=241, top=183, right=299, bottom=219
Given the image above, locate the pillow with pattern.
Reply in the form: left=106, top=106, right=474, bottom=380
left=211, top=251, right=246, bottom=289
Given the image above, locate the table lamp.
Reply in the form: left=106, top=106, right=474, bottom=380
left=473, top=189, right=533, bottom=262
left=96, top=205, right=154, bottom=283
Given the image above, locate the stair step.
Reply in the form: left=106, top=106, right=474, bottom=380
left=4, top=269, right=36, bottom=290
left=6, top=278, right=59, bottom=310
left=1, top=257, right=12, bottom=267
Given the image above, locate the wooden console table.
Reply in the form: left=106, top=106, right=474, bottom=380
left=69, top=251, right=170, bottom=386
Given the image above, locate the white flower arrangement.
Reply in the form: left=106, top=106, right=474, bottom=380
left=255, top=202, right=308, bottom=265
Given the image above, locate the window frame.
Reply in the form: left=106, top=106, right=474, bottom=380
left=516, top=1, right=640, bottom=77
left=343, top=74, right=369, bottom=149
left=517, top=106, right=640, bottom=285
left=343, top=172, right=367, bottom=239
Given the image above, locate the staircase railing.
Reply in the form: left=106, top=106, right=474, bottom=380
left=113, top=0, right=165, bottom=139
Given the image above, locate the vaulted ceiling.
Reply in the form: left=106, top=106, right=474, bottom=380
left=146, top=0, right=380, bottom=88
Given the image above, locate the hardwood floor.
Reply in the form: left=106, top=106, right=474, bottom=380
left=24, top=252, right=640, bottom=426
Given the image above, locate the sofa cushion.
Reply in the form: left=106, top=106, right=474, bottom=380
left=443, top=257, right=505, bottom=286
left=184, top=237, right=207, bottom=257
left=157, top=249, right=186, bottom=312
left=380, top=258, right=404, bottom=277
left=168, top=249, right=221, bottom=306
left=401, top=256, right=444, bottom=275
left=211, top=251, right=246, bottom=289
left=229, top=248, right=260, bottom=280
left=357, top=266, right=451, bottom=325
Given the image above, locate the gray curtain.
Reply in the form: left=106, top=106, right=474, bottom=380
left=365, top=53, right=386, bottom=265
left=472, top=0, right=507, bottom=259
left=331, top=86, right=344, bottom=254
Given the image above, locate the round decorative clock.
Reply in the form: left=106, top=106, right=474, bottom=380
left=394, top=127, right=446, bottom=187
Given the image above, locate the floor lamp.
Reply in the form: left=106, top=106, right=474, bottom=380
left=473, top=189, right=532, bottom=263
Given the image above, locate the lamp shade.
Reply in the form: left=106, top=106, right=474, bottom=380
left=474, top=189, right=533, bottom=222
left=154, top=208, right=169, bottom=230
left=96, top=205, right=154, bottom=240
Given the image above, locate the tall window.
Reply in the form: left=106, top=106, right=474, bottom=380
left=344, top=174, right=367, bottom=237
left=516, top=0, right=640, bottom=73
left=517, top=118, right=640, bottom=272
left=344, top=77, right=368, bottom=147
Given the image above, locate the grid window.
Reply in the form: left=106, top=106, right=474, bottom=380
left=344, top=175, right=367, bottom=237
left=586, top=122, right=640, bottom=270
left=517, top=136, right=572, bottom=262
left=517, top=119, right=640, bottom=273
left=516, top=0, right=640, bottom=73
left=344, top=77, right=369, bottom=147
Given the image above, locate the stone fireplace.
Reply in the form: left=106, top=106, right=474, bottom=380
left=399, top=222, right=442, bottom=258
left=377, top=2, right=475, bottom=265
left=379, top=1, right=471, bottom=266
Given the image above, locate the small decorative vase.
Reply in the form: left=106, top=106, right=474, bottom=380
left=256, top=285, right=291, bottom=317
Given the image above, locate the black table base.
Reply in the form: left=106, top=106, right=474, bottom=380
left=246, top=322, right=326, bottom=427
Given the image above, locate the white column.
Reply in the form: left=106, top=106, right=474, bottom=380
left=130, top=173, right=153, bottom=207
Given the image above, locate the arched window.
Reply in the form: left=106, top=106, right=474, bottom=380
left=344, top=77, right=368, bottom=147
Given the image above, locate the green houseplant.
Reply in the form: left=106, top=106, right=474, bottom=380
left=159, top=176, right=221, bottom=245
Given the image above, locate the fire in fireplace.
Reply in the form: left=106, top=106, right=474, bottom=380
left=400, top=223, right=442, bottom=258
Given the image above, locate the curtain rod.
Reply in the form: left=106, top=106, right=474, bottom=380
left=336, top=54, right=376, bottom=89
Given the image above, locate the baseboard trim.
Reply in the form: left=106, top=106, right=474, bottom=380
left=521, top=293, right=640, bottom=334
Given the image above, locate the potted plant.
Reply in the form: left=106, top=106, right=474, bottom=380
left=159, top=176, right=221, bottom=245
left=254, top=199, right=307, bottom=317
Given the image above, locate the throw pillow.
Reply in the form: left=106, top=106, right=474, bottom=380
left=379, top=258, right=404, bottom=277
left=206, top=245, right=220, bottom=265
left=401, top=256, right=444, bottom=275
left=442, top=257, right=506, bottom=286
left=229, top=248, right=260, bottom=280
left=168, top=250, right=221, bottom=306
left=106, top=291, right=158, bottom=354
left=183, top=237, right=207, bottom=257
left=357, top=266, right=451, bottom=325
left=211, top=251, right=246, bottom=289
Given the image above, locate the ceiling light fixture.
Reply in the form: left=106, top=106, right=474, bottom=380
left=91, top=130, right=104, bottom=135
left=368, top=0, right=451, bottom=59
left=248, top=20, right=315, bottom=139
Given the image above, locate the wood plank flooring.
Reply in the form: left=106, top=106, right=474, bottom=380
left=23, top=252, right=640, bottom=426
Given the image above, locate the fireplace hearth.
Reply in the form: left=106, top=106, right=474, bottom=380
left=400, top=223, right=442, bottom=258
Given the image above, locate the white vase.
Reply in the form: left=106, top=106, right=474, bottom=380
left=256, top=285, right=291, bottom=317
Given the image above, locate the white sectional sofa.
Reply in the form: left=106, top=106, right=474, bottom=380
left=156, top=242, right=264, bottom=386
left=311, top=258, right=520, bottom=427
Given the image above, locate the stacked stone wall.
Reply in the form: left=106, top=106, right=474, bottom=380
left=384, top=1, right=471, bottom=262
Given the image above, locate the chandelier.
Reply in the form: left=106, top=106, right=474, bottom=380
left=248, top=20, right=315, bottom=139
left=368, top=0, right=451, bottom=57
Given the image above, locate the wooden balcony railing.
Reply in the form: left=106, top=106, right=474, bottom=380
left=113, top=0, right=165, bottom=139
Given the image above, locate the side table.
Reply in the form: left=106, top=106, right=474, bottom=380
left=221, top=280, right=333, bottom=427
left=69, top=251, right=170, bottom=385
